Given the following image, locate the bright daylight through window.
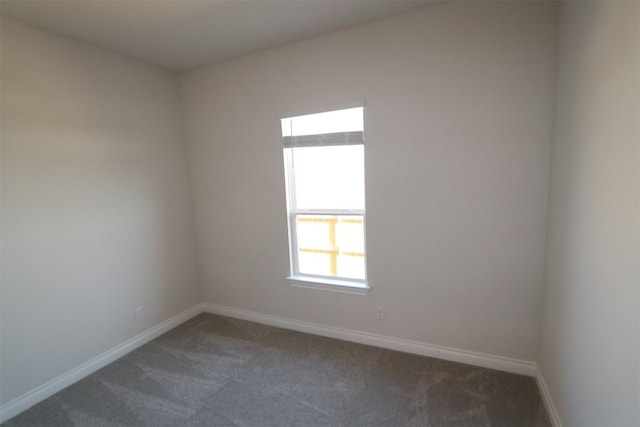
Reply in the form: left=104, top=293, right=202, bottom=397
left=282, top=105, right=368, bottom=292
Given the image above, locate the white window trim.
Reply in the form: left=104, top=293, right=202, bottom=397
left=282, top=106, right=368, bottom=294
left=287, top=275, right=370, bottom=296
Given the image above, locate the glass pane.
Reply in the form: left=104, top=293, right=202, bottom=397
left=291, top=145, right=365, bottom=210
left=298, top=251, right=332, bottom=277
left=282, top=107, right=363, bottom=137
left=295, top=215, right=365, bottom=280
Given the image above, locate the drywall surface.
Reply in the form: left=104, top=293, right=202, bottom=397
left=0, top=19, right=199, bottom=405
left=538, top=1, right=640, bottom=426
left=181, top=1, right=555, bottom=361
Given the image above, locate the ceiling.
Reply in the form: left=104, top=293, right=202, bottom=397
left=0, top=0, right=435, bottom=72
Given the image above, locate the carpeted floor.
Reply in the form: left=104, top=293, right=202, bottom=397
left=3, top=313, right=551, bottom=427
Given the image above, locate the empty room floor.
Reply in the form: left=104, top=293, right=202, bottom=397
left=3, top=314, right=550, bottom=427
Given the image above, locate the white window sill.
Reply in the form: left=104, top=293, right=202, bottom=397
left=287, top=276, right=369, bottom=296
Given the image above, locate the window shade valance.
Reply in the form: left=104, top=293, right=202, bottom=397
left=283, top=131, right=363, bottom=148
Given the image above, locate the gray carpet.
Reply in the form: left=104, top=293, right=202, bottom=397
left=3, top=313, right=551, bottom=427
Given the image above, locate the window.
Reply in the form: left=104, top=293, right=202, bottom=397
left=281, top=105, right=368, bottom=294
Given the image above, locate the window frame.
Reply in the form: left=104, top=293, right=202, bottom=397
left=281, top=105, right=369, bottom=295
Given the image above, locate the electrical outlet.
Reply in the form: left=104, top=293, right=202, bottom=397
left=376, top=306, right=384, bottom=319
left=135, top=306, right=144, bottom=320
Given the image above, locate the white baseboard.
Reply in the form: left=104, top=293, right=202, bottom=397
left=0, top=304, right=202, bottom=424
left=535, top=365, right=563, bottom=427
left=0, top=301, right=542, bottom=424
left=201, top=302, right=536, bottom=377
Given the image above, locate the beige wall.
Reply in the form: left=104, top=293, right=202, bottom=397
left=538, top=1, right=640, bottom=426
left=180, top=1, right=556, bottom=361
left=5, top=2, right=638, bottom=424
left=0, top=19, right=199, bottom=405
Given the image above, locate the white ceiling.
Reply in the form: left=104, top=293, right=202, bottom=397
left=0, top=0, right=435, bottom=72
